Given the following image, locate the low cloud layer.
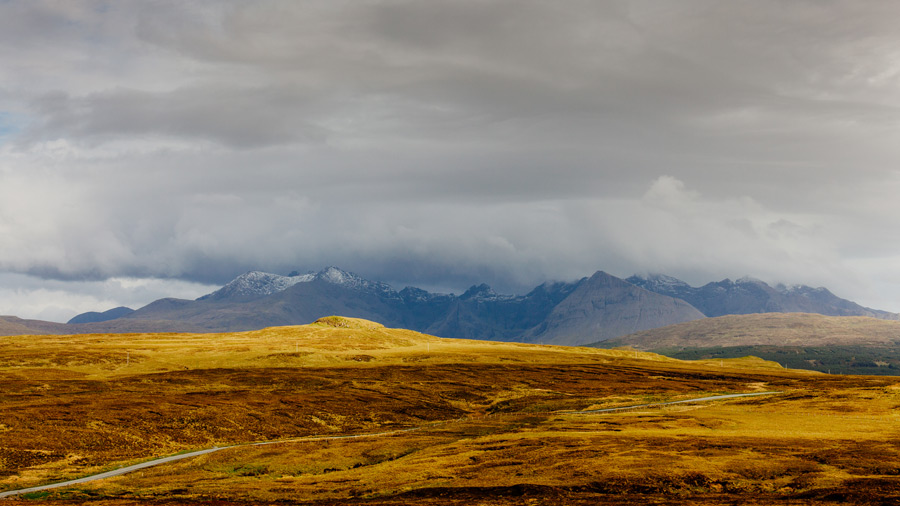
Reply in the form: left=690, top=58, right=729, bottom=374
left=2, top=1, right=900, bottom=320
left=0, top=273, right=216, bottom=323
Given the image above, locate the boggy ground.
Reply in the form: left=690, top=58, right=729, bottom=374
left=2, top=317, right=899, bottom=504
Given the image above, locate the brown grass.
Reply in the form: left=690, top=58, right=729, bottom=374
left=604, top=312, right=900, bottom=348
left=2, top=317, right=899, bottom=505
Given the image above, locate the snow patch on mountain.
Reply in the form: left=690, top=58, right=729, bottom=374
left=778, top=284, right=828, bottom=294
left=315, top=266, right=398, bottom=297
left=200, top=266, right=403, bottom=301
left=627, top=273, right=692, bottom=292
left=199, top=271, right=313, bottom=300
left=319, top=266, right=351, bottom=285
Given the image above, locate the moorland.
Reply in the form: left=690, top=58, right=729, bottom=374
left=2, top=316, right=899, bottom=505
left=601, top=313, right=900, bottom=375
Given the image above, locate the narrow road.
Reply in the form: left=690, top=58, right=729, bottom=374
left=0, top=391, right=781, bottom=499
left=0, top=426, right=428, bottom=499
left=563, top=391, right=782, bottom=414
left=0, top=447, right=229, bottom=499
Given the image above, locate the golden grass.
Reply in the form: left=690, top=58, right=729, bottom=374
left=55, top=385, right=900, bottom=505
left=2, top=317, right=898, bottom=505
left=0, top=317, right=678, bottom=380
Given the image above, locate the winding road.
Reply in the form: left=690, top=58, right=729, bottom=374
left=0, top=391, right=781, bottom=499
left=0, top=447, right=228, bottom=499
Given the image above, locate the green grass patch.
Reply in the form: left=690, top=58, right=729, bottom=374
left=655, top=345, right=900, bottom=376
left=20, top=490, right=51, bottom=500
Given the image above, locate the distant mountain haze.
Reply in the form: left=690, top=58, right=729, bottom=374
left=627, top=274, right=898, bottom=320
left=522, top=272, right=704, bottom=345
left=7, top=267, right=897, bottom=345
left=67, top=306, right=135, bottom=324
left=600, top=313, right=900, bottom=349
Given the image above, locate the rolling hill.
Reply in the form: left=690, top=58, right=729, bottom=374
left=2, top=318, right=899, bottom=504
left=598, top=313, right=900, bottom=375
left=601, top=313, right=900, bottom=348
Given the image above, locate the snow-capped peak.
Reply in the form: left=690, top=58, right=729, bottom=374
left=199, top=266, right=401, bottom=301
left=199, top=270, right=313, bottom=300
left=778, top=284, right=827, bottom=295
left=318, top=266, right=354, bottom=285
left=626, top=273, right=692, bottom=293
left=313, top=267, right=399, bottom=297
left=645, top=273, right=691, bottom=288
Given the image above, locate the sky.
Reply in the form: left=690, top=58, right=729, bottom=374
left=2, top=1, right=900, bottom=322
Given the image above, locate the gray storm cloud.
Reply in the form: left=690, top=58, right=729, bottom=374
left=1, top=0, right=900, bottom=320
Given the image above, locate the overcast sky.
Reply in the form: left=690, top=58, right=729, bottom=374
left=2, top=0, right=900, bottom=322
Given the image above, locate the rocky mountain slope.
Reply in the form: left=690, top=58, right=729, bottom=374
left=523, top=271, right=704, bottom=345
left=626, top=274, right=898, bottom=319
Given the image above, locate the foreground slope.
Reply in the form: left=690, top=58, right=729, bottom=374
left=3, top=317, right=900, bottom=505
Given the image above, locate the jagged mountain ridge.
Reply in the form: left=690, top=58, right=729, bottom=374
left=626, top=273, right=898, bottom=320
left=53, top=267, right=701, bottom=345
left=198, top=271, right=313, bottom=301
left=36, top=267, right=899, bottom=345
left=196, top=267, right=397, bottom=302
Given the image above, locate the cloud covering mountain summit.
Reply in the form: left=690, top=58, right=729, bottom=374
left=2, top=1, right=900, bottom=319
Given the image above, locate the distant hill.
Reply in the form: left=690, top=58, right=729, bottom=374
left=67, top=306, right=135, bottom=324
left=600, top=313, right=900, bottom=349
left=0, top=315, right=207, bottom=335
left=597, top=312, right=900, bottom=375
left=0, top=316, right=52, bottom=335
left=626, top=274, right=898, bottom=320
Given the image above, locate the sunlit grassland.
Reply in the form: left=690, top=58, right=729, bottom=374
left=58, top=385, right=900, bottom=505
left=2, top=316, right=899, bottom=504
left=1, top=316, right=669, bottom=377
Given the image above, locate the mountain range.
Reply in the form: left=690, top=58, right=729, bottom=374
left=626, top=273, right=898, bottom=320
left=1, top=267, right=895, bottom=346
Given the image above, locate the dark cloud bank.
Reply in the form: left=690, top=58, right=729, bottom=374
left=2, top=1, right=900, bottom=320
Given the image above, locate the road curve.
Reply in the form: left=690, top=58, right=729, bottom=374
left=0, top=446, right=229, bottom=499
left=0, top=391, right=782, bottom=498
left=0, top=425, right=437, bottom=499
